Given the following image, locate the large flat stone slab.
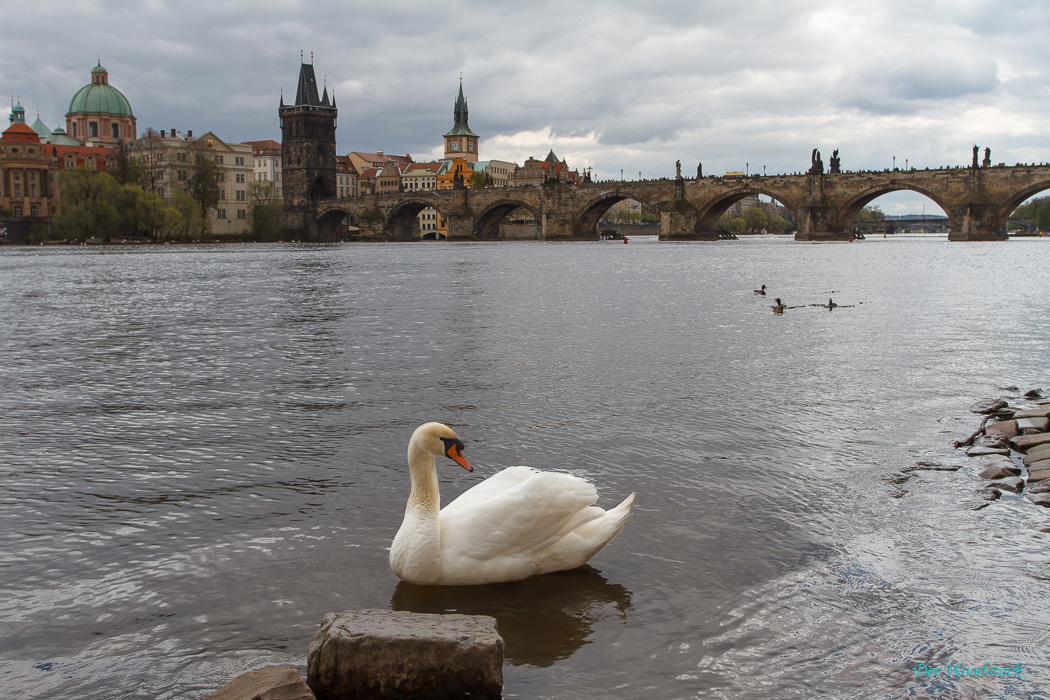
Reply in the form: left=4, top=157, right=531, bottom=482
left=1027, top=468, right=1050, bottom=483
left=1012, top=433, right=1050, bottom=450
left=979, top=464, right=1021, bottom=480
left=1014, top=407, right=1050, bottom=419
left=986, top=420, right=1019, bottom=438
left=206, top=666, right=314, bottom=700
left=967, top=446, right=1010, bottom=457
left=1018, top=417, right=1050, bottom=433
left=307, top=610, right=503, bottom=700
left=1022, top=445, right=1050, bottom=465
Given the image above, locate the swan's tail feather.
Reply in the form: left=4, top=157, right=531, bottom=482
left=608, top=492, right=635, bottom=537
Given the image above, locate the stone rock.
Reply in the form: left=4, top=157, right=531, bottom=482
left=995, top=407, right=1017, bottom=419
left=1012, top=433, right=1050, bottom=450
left=979, top=464, right=1021, bottom=480
left=985, top=420, right=1019, bottom=438
left=307, top=610, right=503, bottom=700
left=205, top=666, right=315, bottom=700
left=1022, top=445, right=1050, bottom=465
left=971, top=398, right=1008, bottom=415
left=967, top=446, right=1010, bottom=457
left=1024, top=389, right=1044, bottom=399
left=1017, top=417, right=1050, bottom=433
left=987, top=477, right=1024, bottom=494
left=1027, top=468, right=1050, bottom=483
left=1027, top=492, right=1050, bottom=507
left=1013, top=407, right=1050, bottom=419
left=977, top=434, right=1010, bottom=449
left=1028, top=480, right=1050, bottom=494
left=978, top=487, right=1001, bottom=501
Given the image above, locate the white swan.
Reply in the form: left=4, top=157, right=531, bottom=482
left=390, top=422, right=635, bottom=586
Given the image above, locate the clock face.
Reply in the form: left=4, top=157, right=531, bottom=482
left=451, top=142, right=460, bottom=152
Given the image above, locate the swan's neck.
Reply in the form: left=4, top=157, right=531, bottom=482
left=390, top=443, right=443, bottom=584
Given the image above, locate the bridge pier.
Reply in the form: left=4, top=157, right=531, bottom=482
left=794, top=203, right=850, bottom=241
left=948, top=200, right=1008, bottom=241
left=541, top=212, right=579, bottom=240
left=660, top=179, right=718, bottom=240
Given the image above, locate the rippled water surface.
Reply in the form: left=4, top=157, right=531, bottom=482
left=2, top=237, right=1049, bottom=699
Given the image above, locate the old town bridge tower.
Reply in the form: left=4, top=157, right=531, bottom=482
left=280, top=56, right=337, bottom=238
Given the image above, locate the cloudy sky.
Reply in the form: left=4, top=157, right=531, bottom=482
left=4, top=0, right=1050, bottom=214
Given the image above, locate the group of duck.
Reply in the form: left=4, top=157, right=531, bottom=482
left=753, top=284, right=838, bottom=314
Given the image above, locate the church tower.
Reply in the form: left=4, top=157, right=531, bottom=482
left=280, top=55, right=338, bottom=238
left=443, top=79, right=478, bottom=162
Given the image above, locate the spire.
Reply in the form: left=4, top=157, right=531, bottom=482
left=443, top=77, right=477, bottom=138
left=294, top=61, right=322, bottom=106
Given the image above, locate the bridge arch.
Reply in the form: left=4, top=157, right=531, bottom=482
left=573, top=190, right=659, bottom=237
left=696, top=186, right=799, bottom=231
left=474, top=199, right=542, bottom=239
left=316, top=205, right=356, bottom=240
left=836, top=183, right=951, bottom=232
left=385, top=197, right=447, bottom=240
left=996, top=179, right=1050, bottom=228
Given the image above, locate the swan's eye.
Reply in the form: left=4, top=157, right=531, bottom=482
left=440, top=436, right=465, bottom=454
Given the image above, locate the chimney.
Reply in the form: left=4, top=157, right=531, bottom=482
left=188, top=130, right=193, bottom=137
left=160, top=130, right=166, bottom=137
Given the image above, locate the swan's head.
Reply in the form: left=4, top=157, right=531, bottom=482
left=411, top=422, right=473, bottom=471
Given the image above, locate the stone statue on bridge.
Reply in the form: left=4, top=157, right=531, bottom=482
left=697, top=162, right=703, bottom=179
left=810, top=148, right=823, bottom=175
left=829, top=149, right=841, bottom=174
left=983, top=147, right=991, bottom=168
left=676, top=160, right=682, bottom=180
left=973, top=145, right=979, bottom=169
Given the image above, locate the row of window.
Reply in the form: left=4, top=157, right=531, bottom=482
left=215, top=208, right=247, bottom=219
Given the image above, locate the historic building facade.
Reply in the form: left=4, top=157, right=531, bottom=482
left=279, top=58, right=338, bottom=237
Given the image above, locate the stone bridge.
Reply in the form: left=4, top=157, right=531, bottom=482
left=314, top=163, right=1050, bottom=242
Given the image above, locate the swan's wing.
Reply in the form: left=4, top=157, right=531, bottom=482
left=439, top=467, right=598, bottom=561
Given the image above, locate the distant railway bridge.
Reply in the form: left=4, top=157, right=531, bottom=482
left=313, top=163, right=1050, bottom=242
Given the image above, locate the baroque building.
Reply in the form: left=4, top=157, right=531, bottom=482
left=65, top=62, right=136, bottom=146
left=279, top=57, right=337, bottom=238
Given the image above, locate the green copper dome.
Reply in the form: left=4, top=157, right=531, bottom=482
left=66, top=63, right=134, bottom=118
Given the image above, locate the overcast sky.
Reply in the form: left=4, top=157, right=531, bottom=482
left=4, top=0, right=1050, bottom=214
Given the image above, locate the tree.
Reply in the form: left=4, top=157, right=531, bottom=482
left=248, top=180, right=282, bottom=241
left=134, top=127, right=167, bottom=193
left=469, top=170, right=492, bottom=189
left=855, top=204, right=885, bottom=222
left=744, top=206, right=768, bottom=234
left=171, top=189, right=205, bottom=241
left=53, top=169, right=126, bottom=241
left=186, top=139, right=221, bottom=229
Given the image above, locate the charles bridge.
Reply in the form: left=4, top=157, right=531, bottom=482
left=314, top=161, right=1050, bottom=242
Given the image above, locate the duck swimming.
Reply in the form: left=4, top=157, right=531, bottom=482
left=389, top=422, right=635, bottom=586
left=754, top=284, right=767, bottom=295
left=772, top=298, right=785, bottom=314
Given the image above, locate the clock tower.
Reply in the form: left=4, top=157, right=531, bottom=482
left=443, top=79, right=478, bottom=162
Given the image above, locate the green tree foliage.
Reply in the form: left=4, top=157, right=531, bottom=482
left=54, top=168, right=188, bottom=242
left=187, top=152, right=221, bottom=226
left=1013, top=195, right=1050, bottom=231
left=854, top=204, right=885, bottom=222
left=171, top=189, right=205, bottom=241
left=248, top=180, right=282, bottom=241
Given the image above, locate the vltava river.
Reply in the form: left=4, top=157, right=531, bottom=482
left=1, top=237, right=1049, bottom=699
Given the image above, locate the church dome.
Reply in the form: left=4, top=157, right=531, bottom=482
left=67, top=62, right=134, bottom=118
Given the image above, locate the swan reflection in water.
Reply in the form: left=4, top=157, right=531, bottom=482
left=391, top=565, right=632, bottom=667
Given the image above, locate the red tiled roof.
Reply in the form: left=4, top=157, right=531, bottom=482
left=2, top=123, right=41, bottom=142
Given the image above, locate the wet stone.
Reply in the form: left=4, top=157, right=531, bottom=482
left=307, top=610, right=503, bottom=700
left=977, top=434, right=1010, bottom=449
left=1027, top=492, right=1050, bottom=507
left=978, top=487, right=1002, bottom=501
left=1024, top=389, right=1044, bottom=399
left=986, top=420, right=1019, bottom=438
left=1028, top=480, right=1050, bottom=494
left=995, top=407, right=1017, bottom=419
left=971, top=398, right=1008, bottom=414
left=1022, top=445, right=1050, bottom=465
left=1012, top=433, right=1050, bottom=450
left=205, top=666, right=314, bottom=700
left=979, top=465, right=1022, bottom=480
left=1013, top=407, right=1050, bottom=419
left=967, top=446, right=1010, bottom=457
left=987, top=477, right=1024, bottom=494
left=1027, top=468, right=1050, bottom=483
left=1017, top=417, right=1050, bottom=433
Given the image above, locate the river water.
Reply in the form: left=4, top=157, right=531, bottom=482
left=1, top=236, right=1049, bottom=699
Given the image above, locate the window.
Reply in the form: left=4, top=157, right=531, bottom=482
left=219, top=190, right=225, bottom=200
left=236, top=190, right=245, bottom=201
left=177, top=170, right=187, bottom=180
left=13, top=205, right=22, bottom=216
left=89, top=122, right=99, bottom=138
left=217, top=208, right=226, bottom=219
left=177, top=152, right=187, bottom=162
left=111, top=123, right=120, bottom=139
left=30, top=205, right=38, bottom=217
left=214, top=155, right=224, bottom=164
left=235, top=156, right=245, bottom=166
left=235, top=173, right=245, bottom=183
left=237, top=209, right=246, bottom=219
left=72, top=122, right=78, bottom=138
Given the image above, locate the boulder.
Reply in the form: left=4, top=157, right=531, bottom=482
left=978, top=487, right=1001, bottom=501
left=205, top=666, right=314, bottom=700
left=971, top=398, right=1008, bottom=414
left=1024, top=389, right=1044, bottom=399
left=1012, top=433, right=1050, bottom=451
left=1027, top=492, right=1050, bottom=507
left=977, top=435, right=1010, bottom=449
left=1027, top=468, right=1050, bottom=483
left=987, top=477, right=1024, bottom=494
left=1013, top=407, right=1050, bottom=419
left=1028, top=480, right=1050, bottom=494
left=985, top=420, right=1019, bottom=438
left=966, top=446, right=1010, bottom=457
left=307, top=610, right=503, bottom=700
left=1022, top=445, right=1050, bottom=465
left=978, top=464, right=1021, bottom=480
left=1017, top=417, right=1050, bottom=434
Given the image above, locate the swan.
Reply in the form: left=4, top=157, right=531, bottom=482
left=772, top=297, right=785, bottom=314
left=390, top=422, right=635, bottom=586
left=754, top=284, right=767, bottom=295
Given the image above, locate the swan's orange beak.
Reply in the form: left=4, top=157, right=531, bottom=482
left=445, top=442, right=472, bottom=472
